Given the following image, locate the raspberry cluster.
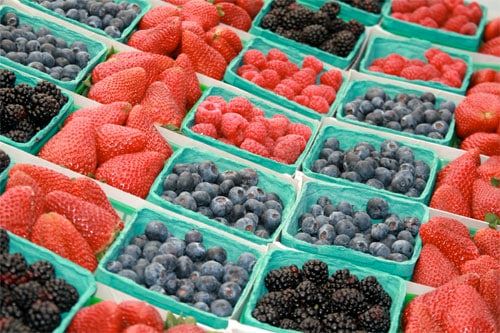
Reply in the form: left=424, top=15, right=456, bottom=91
left=368, top=48, right=468, bottom=88
left=191, top=95, right=312, bottom=164
left=391, top=0, right=482, bottom=35
left=237, top=48, right=343, bottom=114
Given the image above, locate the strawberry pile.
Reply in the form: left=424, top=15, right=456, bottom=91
left=368, top=47, right=468, bottom=88
left=0, top=164, right=124, bottom=272
left=69, top=299, right=207, bottom=333
left=469, top=68, right=500, bottom=92
left=391, top=0, right=483, bottom=35
left=430, top=150, right=500, bottom=220
left=38, top=102, right=173, bottom=198
left=125, top=1, right=243, bottom=80
left=480, top=17, right=500, bottom=56
left=191, top=95, right=312, bottom=164
left=237, top=48, right=343, bottom=114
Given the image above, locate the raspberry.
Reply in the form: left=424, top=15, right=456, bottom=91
left=281, top=78, right=304, bottom=94
left=260, top=69, right=281, bottom=89
left=237, top=64, right=259, bottom=76
left=444, top=15, right=469, bottom=33
left=219, top=137, right=235, bottom=145
left=368, top=65, right=384, bottom=72
left=293, top=95, right=310, bottom=106
left=263, top=137, right=275, bottom=152
left=241, top=70, right=259, bottom=81
left=195, top=101, right=223, bottom=127
left=392, top=0, right=412, bottom=13
left=251, top=74, right=267, bottom=88
left=227, top=97, right=254, bottom=120
left=419, top=17, right=438, bottom=28
left=400, top=66, right=427, bottom=81
left=206, top=96, right=227, bottom=113
left=467, top=2, right=482, bottom=24
left=308, top=96, right=330, bottom=114
left=274, top=83, right=295, bottom=100
left=244, top=121, right=268, bottom=143
left=429, top=51, right=453, bottom=69
left=452, top=4, right=470, bottom=18
left=407, top=0, right=427, bottom=11
left=220, top=112, right=248, bottom=139
left=240, top=138, right=270, bottom=157
left=382, top=58, right=405, bottom=75
left=249, top=107, right=265, bottom=120
left=392, top=12, right=409, bottom=21
left=243, top=49, right=267, bottom=69
left=287, top=123, right=312, bottom=141
left=273, top=134, right=306, bottom=164
left=267, top=49, right=289, bottom=62
left=442, top=70, right=462, bottom=87
left=192, top=123, right=218, bottom=138
left=443, top=0, right=462, bottom=10
left=372, top=58, right=386, bottom=67
left=292, top=69, right=316, bottom=87
left=266, top=60, right=293, bottom=78
left=320, top=69, right=343, bottom=91
left=266, top=115, right=290, bottom=140
left=450, top=60, right=467, bottom=78
left=410, top=7, right=431, bottom=23
left=429, top=3, right=448, bottom=25
left=408, top=59, right=426, bottom=67
left=459, top=22, right=477, bottom=35
left=302, top=56, right=323, bottom=74
left=302, top=84, right=336, bottom=104
left=422, top=64, right=441, bottom=80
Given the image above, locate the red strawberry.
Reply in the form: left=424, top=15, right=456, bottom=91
left=96, top=124, right=147, bottom=164
left=217, top=2, right=251, bottom=31
left=118, top=300, right=163, bottom=331
left=455, top=93, right=500, bottom=138
left=460, top=132, right=500, bottom=156
left=138, top=6, right=179, bottom=30
left=206, top=31, right=237, bottom=63
left=182, top=20, right=205, bottom=39
left=235, top=0, right=263, bottom=18
left=192, top=123, right=218, bottom=138
left=122, top=325, right=158, bottom=333
left=426, top=216, right=471, bottom=239
left=412, top=244, right=459, bottom=287
left=0, top=186, right=36, bottom=239
left=460, top=255, right=500, bottom=277
left=181, top=30, right=227, bottom=80
left=158, top=67, right=188, bottom=112
left=31, top=212, right=97, bottom=272
left=474, top=227, right=500, bottom=260
left=470, top=69, right=497, bottom=87
left=88, top=67, right=148, bottom=105
left=471, top=178, right=500, bottom=221
left=477, top=156, right=500, bottom=182
left=180, top=0, right=219, bottom=31
left=65, top=102, right=131, bottom=128
left=403, top=297, right=443, bottom=333
left=166, top=324, right=205, bottom=333
left=38, top=117, right=97, bottom=176
left=128, top=17, right=181, bottom=55
left=68, top=301, right=121, bottom=333
left=484, top=18, right=500, bottom=42
left=467, top=82, right=500, bottom=97
left=141, top=82, right=183, bottom=127
left=429, top=184, right=471, bottom=217
left=70, top=177, right=120, bottom=221
left=6, top=171, right=44, bottom=217
left=217, top=27, right=242, bottom=53
left=479, top=269, right=499, bottom=321
left=175, top=54, right=202, bottom=108
left=95, top=151, right=166, bottom=198
left=8, top=164, right=73, bottom=196
left=480, top=36, right=500, bottom=56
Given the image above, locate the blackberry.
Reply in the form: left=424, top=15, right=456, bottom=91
left=0, top=300, right=23, bottom=319
left=0, top=69, right=16, bottom=89
left=252, top=303, right=282, bottom=326
left=1, top=104, right=28, bottom=131
left=26, top=300, right=61, bottom=332
left=279, top=318, right=299, bottom=329
left=328, top=269, right=360, bottom=291
left=12, top=281, right=44, bottom=310
left=346, top=19, right=365, bottom=38
left=43, top=278, right=79, bottom=311
left=14, top=84, right=34, bottom=106
left=360, top=0, right=382, bottom=14
left=322, top=312, right=358, bottom=332
left=34, top=81, right=68, bottom=106
left=261, top=14, right=279, bottom=31
left=0, top=252, right=28, bottom=286
left=0, top=318, right=33, bottom=333
left=3, top=130, right=32, bottom=143
left=282, top=7, right=313, bottom=30
left=313, top=11, right=330, bottom=26
left=0, top=228, right=9, bottom=254
left=268, top=7, right=287, bottom=19
left=28, top=93, right=60, bottom=127
left=331, top=288, right=368, bottom=315
left=15, top=120, right=35, bottom=137
left=320, top=1, right=340, bottom=19
left=291, top=306, right=317, bottom=322
left=0, top=88, right=16, bottom=105
left=264, top=265, right=302, bottom=291
left=302, top=259, right=329, bottom=285
left=359, top=275, right=392, bottom=307
left=325, top=17, right=347, bottom=33
left=358, top=305, right=391, bottom=332
left=278, top=288, right=300, bottom=312
left=299, top=317, right=323, bottom=333
left=296, top=280, right=320, bottom=305
left=27, top=260, right=55, bottom=283
left=271, top=0, right=294, bottom=9
left=329, top=30, right=357, bottom=57
left=302, top=24, right=329, bottom=46
left=278, top=29, right=304, bottom=43
left=256, top=291, right=283, bottom=308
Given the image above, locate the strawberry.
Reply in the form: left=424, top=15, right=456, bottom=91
left=8, top=164, right=73, bottom=196
left=96, top=124, right=147, bottom=164
left=455, top=93, right=500, bottom=138
left=138, top=6, right=179, bottom=30
left=128, top=17, right=182, bottom=55
left=206, top=31, right=237, bottom=63
left=88, top=67, right=148, bottom=105
left=175, top=54, right=202, bottom=108
left=118, top=300, right=163, bottom=331
left=180, top=0, right=219, bottom=31
left=480, top=36, right=500, bottom=56
left=65, top=102, right=131, bottom=128
left=403, top=297, right=443, bottom=333
left=45, top=190, right=120, bottom=254
left=122, top=325, right=158, bottom=333
left=6, top=169, right=44, bottom=216
left=182, top=20, right=205, bottom=39
left=484, top=17, right=500, bottom=42
left=479, top=269, right=499, bottom=321
left=425, top=216, right=471, bottom=239
left=68, top=301, right=122, bottom=333
left=166, top=324, right=205, bottom=333
left=429, top=184, right=471, bottom=217
left=30, top=212, right=97, bottom=272
left=474, top=227, right=500, bottom=260
left=460, top=255, right=500, bottom=277
left=70, top=177, right=120, bottom=221
left=158, top=67, right=188, bottom=112
left=38, top=117, right=97, bottom=176
left=181, top=30, right=227, bottom=80
left=217, top=27, right=242, bottom=53
left=460, top=132, right=500, bottom=156
left=0, top=186, right=36, bottom=239
left=141, top=82, right=183, bottom=128
left=467, top=82, right=500, bottom=97
left=217, top=2, right=251, bottom=31
left=470, top=69, right=497, bottom=87
left=478, top=156, right=500, bottom=182
left=235, top=0, right=263, bottom=18
left=95, top=151, right=166, bottom=198
left=412, top=244, right=459, bottom=287
left=471, top=179, right=500, bottom=221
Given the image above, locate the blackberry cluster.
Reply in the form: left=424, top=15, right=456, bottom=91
left=340, top=0, right=384, bottom=14
left=253, top=259, right=392, bottom=332
left=0, top=69, right=66, bottom=143
left=0, top=230, right=79, bottom=332
left=262, top=1, right=365, bottom=57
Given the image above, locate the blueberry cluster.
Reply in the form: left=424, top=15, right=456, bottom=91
left=1, top=12, right=91, bottom=81
left=34, top=0, right=140, bottom=39
left=0, top=148, right=10, bottom=174
left=161, top=161, right=284, bottom=239
left=343, top=87, right=455, bottom=140
left=311, top=138, right=431, bottom=198
left=340, top=0, right=383, bottom=14
left=262, top=1, right=365, bottom=57
left=295, top=196, right=421, bottom=262
left=106, top=222, right=257, bottom=317
left=0, top=229, right=79, bottom=332
left=253, top=259, right=392, bottom=332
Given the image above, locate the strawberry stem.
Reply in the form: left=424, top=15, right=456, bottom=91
left=485, top=213, right=499, bottom=229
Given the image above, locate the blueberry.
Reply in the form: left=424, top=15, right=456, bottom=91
left=427, top=132, right=443, bottom=139
left=194, top=275, right=219, bottom=293
left=116, top=9, right=136, bottom=26
left=247, top=186, right=267, bottom=202
left=1, top=12, right=19, bottom=26
left=55, top=57, right=69, bottom=67
left=255, top=228, right=270, bottom=238
left=223, top=266, right=248, bottom=286
left=164, top=278, right=179, bottom=295
left=62, top=64, right=80, bottom=79
left=239, top=168, right=258, bottom=186
left=75, top=51, right=89, bottom=68
left=337, top=201, right=353, bottom=216
left=348, top=236, right=369, bottom=253
left=371, top=223, right=389, bottom=241
left=413, top=178, right=427, bottom=193
left=369, top=242, right=391, bottom=258
left=333, top=234, right=351, bottom=246
left=354, top=160, right=375, bottom=181
left=379, top=234, right=396, bottom=249
left=410, top=108, right=425, bottom=123
left=323, top=204, right=336, bottom=217
left=400, top=114, right=416, bottom=129
left=301, top=216, right=319, bottom=236
left=185, top=242, right=206, bottom=262
left=343, top=102, right=358, bottom=115
left=323, top=137, right=340, bottom=150
left=197, top=161, right=219, bottom=183
left=384, top=214, right=404, bottom=235
left=244, top=199, right=265, bottom=216
left=133, top=259, right=149, bottom=283
left=194, top=291, right=215, bottom=305
left=439, top=100, right=455, bottom=113
left=328, top=211, right=345, bottom=225
left=399, top=163, right=415, bottom=175
left=152, top=254, right=177, bottom=272
left=432, top=120, right=449, bottom=136
left=365, top=109, right=384, bottom=125
left=320, top=148, right=334, bottom=160
left=200, top=260, right=224, bottom=281
left=211, top=299, right=233, bottom=317
left=175, top=256, right=194, bottom=279
left=391, top=170, right=414, bottom=193
left=69, top=40, right=86, bottom=53
left=227, top=204, right=244, bottom=223
left=343, top=151, right=361, bottom=171
left=218, top=170, right=242, bottom=186
left=217, top=179, right=233, bottom=196
left=353, top=212, right=372, bottom=231
left=215, top=217, right=229, bottom=225
left=391, top=240, right=413, bottom=258
left=144, top=262, right=167, bottom=287
left=438, top=108, right=453, bottom=123
left=118, top=269, right=138, bottom=282
left=237, top=252, right=256, bottom=273
left=327, top=151, right=344, bottom=167
left=218, top=282, right=241, bottom=306
left=415, top=123, right=433, bottom=136
left=265, top=200, right=282, bottom=213
left=383, top=109, right=399, bottom=123
left=379, top=158, right=398, bottom=171
left=106, top=260, right=122, bottom=273
left=365, top=87, right=386, bottom=100
left=206, top=246, right=227, bottom=264
left=318, top=164, right=339, bottom=177
left=25, top=40, right=40, bottom=53
left=335, top=219, right=356, bottom=238
left=396, top=147, right=414, bottom=164
left=159, top=238, right=186, bottom=257
left=340, top=171, right=361, bottom=183
left=371, top=96, right=384, bottom=109
left=228, top=186, right=246, bottom=205
left=174, top=192, right=197, bottom=211
left=145, top=220, right=168, bottom=241
left=423, top=109, right=439, bottom=124
left=309, top=204, right=323, bottom=217
left=366, top=197, right=389, bottom=219
left=123, top=244, right=141, bottom=259
left=235, top=217, right=257, bottom=232
left=185, top=229, right=203, bottom=243
left=261, top=209, right=281, bottom=232
left=397, top=230, right=415, bottom=245
left=176, top=283, right=194, bottom=302
left=117, top=254, right=136, bottom=269
left=195, top=206, right=211, bottom=218
left=318, top=224, right=335, bottom=243
left=295, top=232, right=313, bottom=243
left=142, top=246, right=159, bottom=262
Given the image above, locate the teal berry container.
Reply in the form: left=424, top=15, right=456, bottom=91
left=304, top=0, right=389, bottom=26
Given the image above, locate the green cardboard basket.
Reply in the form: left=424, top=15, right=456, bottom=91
left=224, top=37, right=349, bottom=121
left=0, top=64, right=73, bottom=154
left=302, top=124, right=439, bottom=204
left=359, top=36, right=473, bottom=95
left=147, top=146, right=297, bottom=246
left=381, top=1, right=488, bottom=52
left=240, top=248, right=406, bottom=333
left=0, top=5, right=108, bottom=92
left=96, top=208, right=263, bottom=329
left=6, top=230, right=97, bottom=333
left=19, top=0, right=151, bottom=42
left=304, top=0, right=388, bottom=26
left=281, top=179, right=429, bottom=279
left=250, top=0, right=366, bottom=69
left=334, top=78, right=457, bottom=146
left=181, top=86, right=320, bottom=175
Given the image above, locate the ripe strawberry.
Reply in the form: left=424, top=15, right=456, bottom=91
left=471, top=178, right=500, bottom=221
left=467, top=82, right=500, bottom=97
left=95, top=151, right=166, bottom=198
left=220, top=112, right=248, bottom=139
left=128, top=17, right=181, bottom=55
left=65, top=102, right=131, bottom=128
left=480, top=36, right=500, bottom=56
left=6, top=171, right=44, bottom=217
left=70, top=177, right=120, bottom=221
left=138, top=6, right=179, bottom=30
left=308, top=95, right=330, bottom=113
left=166, top=324, right=205, bottom=333
left=45, top=191, right=120, bottom=254
left=477, top=155, right=500, bottom=182
left=182, top=20, right=205, bottom=39
left=39, top=117, right=97, bottom=176
left=429, top=184, right=471, bottom=217
left=474, top=226, right=500, bottom=260
left=217, top=2, right=251, bottom=31
left=31, top=212, right=97, bottom=272
left=122, top=324, right=158, bottom=333
left=8, top=164, right=73, bottom=196
left=320, top=69, right=343, bottom=91
left=192, top=123, right=218, bottom=138
left=484, top=17, right=500, bottom=42
left=240, top=138, right=270, bottom=157
left=96, top=124, right=147, bottom=164
left=88, top=67, right=148, bottom=105
left=180, top=0, right=219, bottom=31
left=141, top=81, right=183, bottom=127
left=302, top=56, right=323, bottom=74
left=267, top=48, right=288, bottom=62
left=403, top=297, right=443, bottom=333
left=479, top=269, right=499, bottom=320
left=413, top=244, right=458, bottom=287
left=470, top=69, right=497, bottom=87
left=158, top=67, right=188, bottom=112
left=460, top=132, right=500, bottom=156
left=181, top=30, right=226, bottom=80
left=206, top=32, right=237, bottom=63
left=68, top=301, right=121, bottom=333
left=426, top=216, right=471, bottom=239
left=175, top=54, right=202, bottom=108
left=243, top=49, right=267, bottom=70
left=302, top=84, right=336, bottom=104
left=287, top=123, right=312, bottom=141
left=216, top=27, right=242, bottom=53
left=273, top=134, right=306, bottom=164
left=460, top=255, right=500, bottom=277
left=235, top=0, right=263, bottom=18
left=244, top=121, right=267, bottom=144
left=0, top=186, right=35, bottom=239
left=195, top=101, right=223, bottom=127
left=118, top=300, right=163, bottom=331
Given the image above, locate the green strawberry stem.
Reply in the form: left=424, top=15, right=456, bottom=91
left=485, top=213, right=499, bottom=229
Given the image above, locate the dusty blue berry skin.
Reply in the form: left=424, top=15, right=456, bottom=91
left=392, top=240, right=413, bottom=258
left=371, top=223, right=389, bottom=241
left=106, top=260, right=122, bottom=273
left=185, top=242, right=206, bottom=262
left=145, top=221, right=169, bottom=242
left=369, top=242, right=391, bottom=258
left=366, top=197, right=389, bottom=219
left=211, top=299, right=233, bottom=317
